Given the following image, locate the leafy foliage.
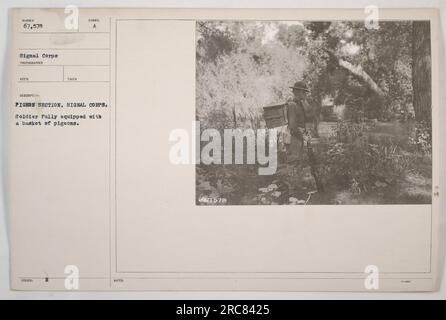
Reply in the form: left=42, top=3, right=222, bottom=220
left=322, top=121, right=420, bottom=193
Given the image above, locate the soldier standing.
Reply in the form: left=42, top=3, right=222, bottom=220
left=286, top=80, right=311, bottom=163
left=285, top=80, right=324, bottom=191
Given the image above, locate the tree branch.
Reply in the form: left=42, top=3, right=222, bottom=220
left=325, top=49, right=385, bottom=97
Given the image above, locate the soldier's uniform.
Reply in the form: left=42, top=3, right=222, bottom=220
left=282, top=81, right=324, bottom=192
left=286, top=81, right=311, bottom=162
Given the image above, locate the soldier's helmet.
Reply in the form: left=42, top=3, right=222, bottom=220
left=289, top=80, right=310, bottom=92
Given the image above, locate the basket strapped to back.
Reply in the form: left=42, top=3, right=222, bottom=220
left=262, top=103, right=288, bottom=128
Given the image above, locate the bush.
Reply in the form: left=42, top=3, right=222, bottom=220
left=322, top=121, right=413, bottom=193
left=408, top=121, right=432, bottom=155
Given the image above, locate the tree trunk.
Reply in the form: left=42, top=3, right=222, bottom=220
left=412, top=21, right=431, bottom=122
left=232, top=106, right=237, bottom=128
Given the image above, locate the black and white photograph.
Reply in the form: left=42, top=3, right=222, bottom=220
left=196, top=20, right=432, bottom=205
left=1, top=3, right=443, bottom=299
